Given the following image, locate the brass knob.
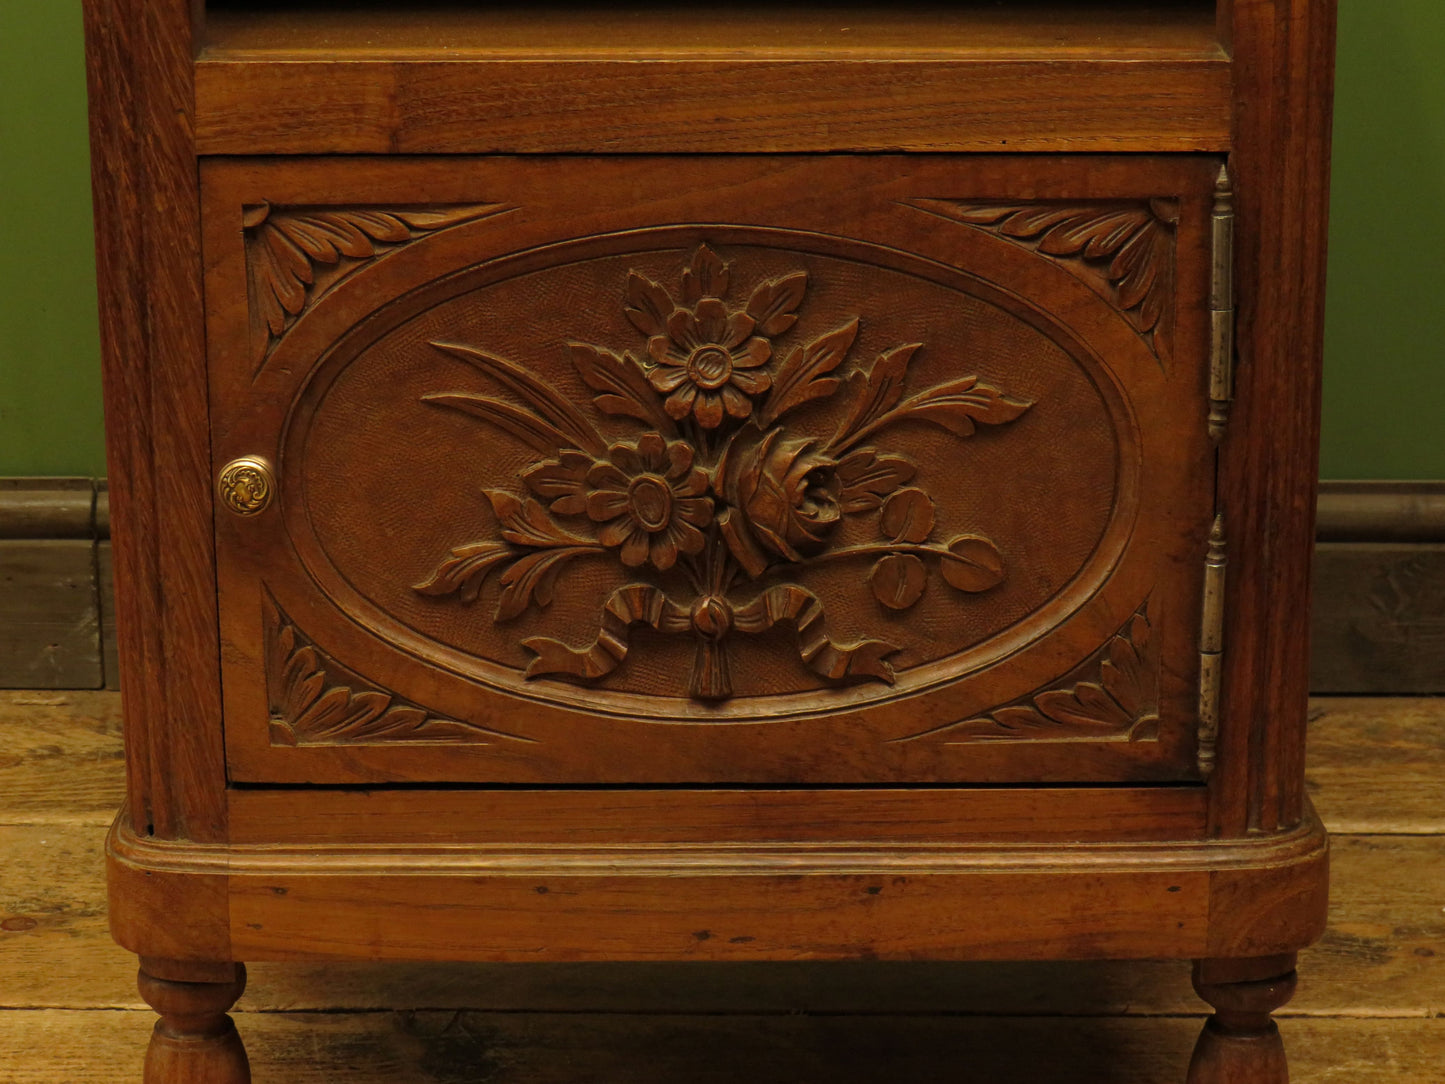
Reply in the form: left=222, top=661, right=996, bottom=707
left=217, top=456, right=275, bottom=516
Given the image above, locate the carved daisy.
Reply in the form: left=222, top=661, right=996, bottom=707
left=585, top=433, right=713, bottom=570
left=646, top=299, right=773, bottom=428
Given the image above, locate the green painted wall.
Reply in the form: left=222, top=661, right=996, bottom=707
left=0, top=2, right=1441, bottom=479
left=0, top=1, right=104, bottom=477
left=1321, top=0, right=1445, bottom=479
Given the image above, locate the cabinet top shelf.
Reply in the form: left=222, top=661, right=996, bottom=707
left=193, top=2, right=1230, bottom=155
left=202, top=2, right=1225, bottom=62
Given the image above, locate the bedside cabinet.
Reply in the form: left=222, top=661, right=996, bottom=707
left=83, top=2, right=1336, bottom=1081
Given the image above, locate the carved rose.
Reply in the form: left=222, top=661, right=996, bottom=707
left=646, top=298, right=772, bottom=428
left=584, top=433, right=713, bottom=570
left=715, top=424, right=842, bottom=578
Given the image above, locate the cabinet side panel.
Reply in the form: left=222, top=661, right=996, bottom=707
left=1216, top=0, right=1337, bottom=835
left=83, top=0, right=225, bottom=841
left=84, top=0, right=154, bottom=836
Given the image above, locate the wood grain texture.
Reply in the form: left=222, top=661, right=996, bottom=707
left=2, top=1011, right=1443, bottom=1084
left=0, top=541, right=102, bottom=689
left=1214, top=0, right=1339, bottom=837
left=194, top=60, right=1231, bottom=156
left=1188, top=954, right=1297, bottom=1084
left=1305, top=698, right=1445, bottom=834
left=201, top=5, right=1228, bottom=57
left=136, top=960, right=250, bottom=1084
left=5, top=826, right=1438, bottom=1017
left=97, top=539, right=120, bottom=690
left=203, top=154, right=1216, bottom=787
left=193, top=5, right=1229, bottom=155
left=1, top=698, right=1436, bottom=1084
left=1, top=693, right=1426, bottom=1020
left=83, top=0, right=227, bottom=842
left=0, top=691, right=124, bottom=825
left=225, top=787, right=1208, bottom=846
left=103, top=809, right=1326, bottom=964
left=1310, top=544, right=1445, bottom=695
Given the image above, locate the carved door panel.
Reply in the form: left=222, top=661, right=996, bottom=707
left=204, top=155, right=1220, bottom=785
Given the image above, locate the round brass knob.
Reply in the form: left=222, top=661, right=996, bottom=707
left=217, top=456, right=275, bottom=516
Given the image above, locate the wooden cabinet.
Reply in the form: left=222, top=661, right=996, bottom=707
left=83, top=3, right=1337, bottom=1082
left=209, top=154, right=1218, bottom=787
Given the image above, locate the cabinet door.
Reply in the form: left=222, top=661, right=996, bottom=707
left=205, top=156, right=1220, bottom=785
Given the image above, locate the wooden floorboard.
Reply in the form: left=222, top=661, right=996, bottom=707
left=0, top=691, right=125, bottom=827
left=0, top=693, right=1442, bottom=1079
left=1306, top=696, right=1445, bottom=834
left=0, top=1010, right=1442, bottom=1084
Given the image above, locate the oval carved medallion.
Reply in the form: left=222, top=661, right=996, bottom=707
left=280, top=228, right=1136, bottom=718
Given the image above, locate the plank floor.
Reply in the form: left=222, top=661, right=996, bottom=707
left=0, top=692, right=1441, bottom=1082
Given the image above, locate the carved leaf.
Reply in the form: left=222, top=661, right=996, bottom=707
left=246, top=202, right=503, bottom=364
left=869, top=554, right=928, bottom=610
left=1100, top=610, right=1152, bottom=717
left=484, top=490, right=593, bottom=549
left=682, top=243, right=730, bottom=302
left=879, top=488, right=936, bottom=544
left=892, top=602, right=1158, bottom=743
left=909, top=198, right=1176, bottom=357
left=495, top=547, right=592, bottom=621
left=761, top=318, right=860, bottom=424
left=623, top=272, right=676, bottom=336
left=423, top=393, right=585, bottom=455
left=1033, top=682, right=1134, bottom=730
left=412, top=542, right=512, bottom=603
left=835, top=449, right=918, bottom=513
left=887, top=377, right=1034, bottom=439
left=831, top=343, right=921, bottom=450
left=430, top=341, right=606, bottom=456
left=745, top=271, right=809, bottom=336
left=568, top=342, right=677, bottom=434
left=939, top=535, right=1006, bottom=593
left=264, top=592, right=529, bottom=746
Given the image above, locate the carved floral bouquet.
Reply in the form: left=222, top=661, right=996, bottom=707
left=416, top=244, right=1032, bottom=700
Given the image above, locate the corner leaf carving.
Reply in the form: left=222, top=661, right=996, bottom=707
left=264, top=591, right=533, bottom=747
left=907, top=199, right=1178, bottom=363
left=414, top=243, right=1035, bottom=701
left=244, top=202, right=508, bottom=368
left=892, top=600, right=1159, bottom=744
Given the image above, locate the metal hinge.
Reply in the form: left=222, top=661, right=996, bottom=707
left=1197, top=514, right=1227, bottom=778
left=1209, top=165, right=1235, bottom=442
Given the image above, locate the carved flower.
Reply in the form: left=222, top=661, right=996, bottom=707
left=585, top=433, right=713, bottom=570
left=647, top=299, right=772, bottom=428
left=715, top=423, right=842, bottom=578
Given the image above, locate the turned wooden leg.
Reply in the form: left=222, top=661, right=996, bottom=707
left=137, top=957, right=250, bottom=1084
left=1187, top=953, right=1297, bottom=1084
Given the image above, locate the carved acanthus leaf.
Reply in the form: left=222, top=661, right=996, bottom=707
left=244, top=202, right=507, bottom=367
left=907, top=199, right=1177, bottom=362
left=893, top=601, right=1159, bottom=744
left=264, top=592, right=532, bottom=747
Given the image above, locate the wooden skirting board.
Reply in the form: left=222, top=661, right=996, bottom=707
left=0, top=478, right=113, bottom=690
left=1, top=477, right=1442, bottom=693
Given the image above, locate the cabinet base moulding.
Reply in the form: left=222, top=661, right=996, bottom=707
left=107, top=805, right=1328, bottom=965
